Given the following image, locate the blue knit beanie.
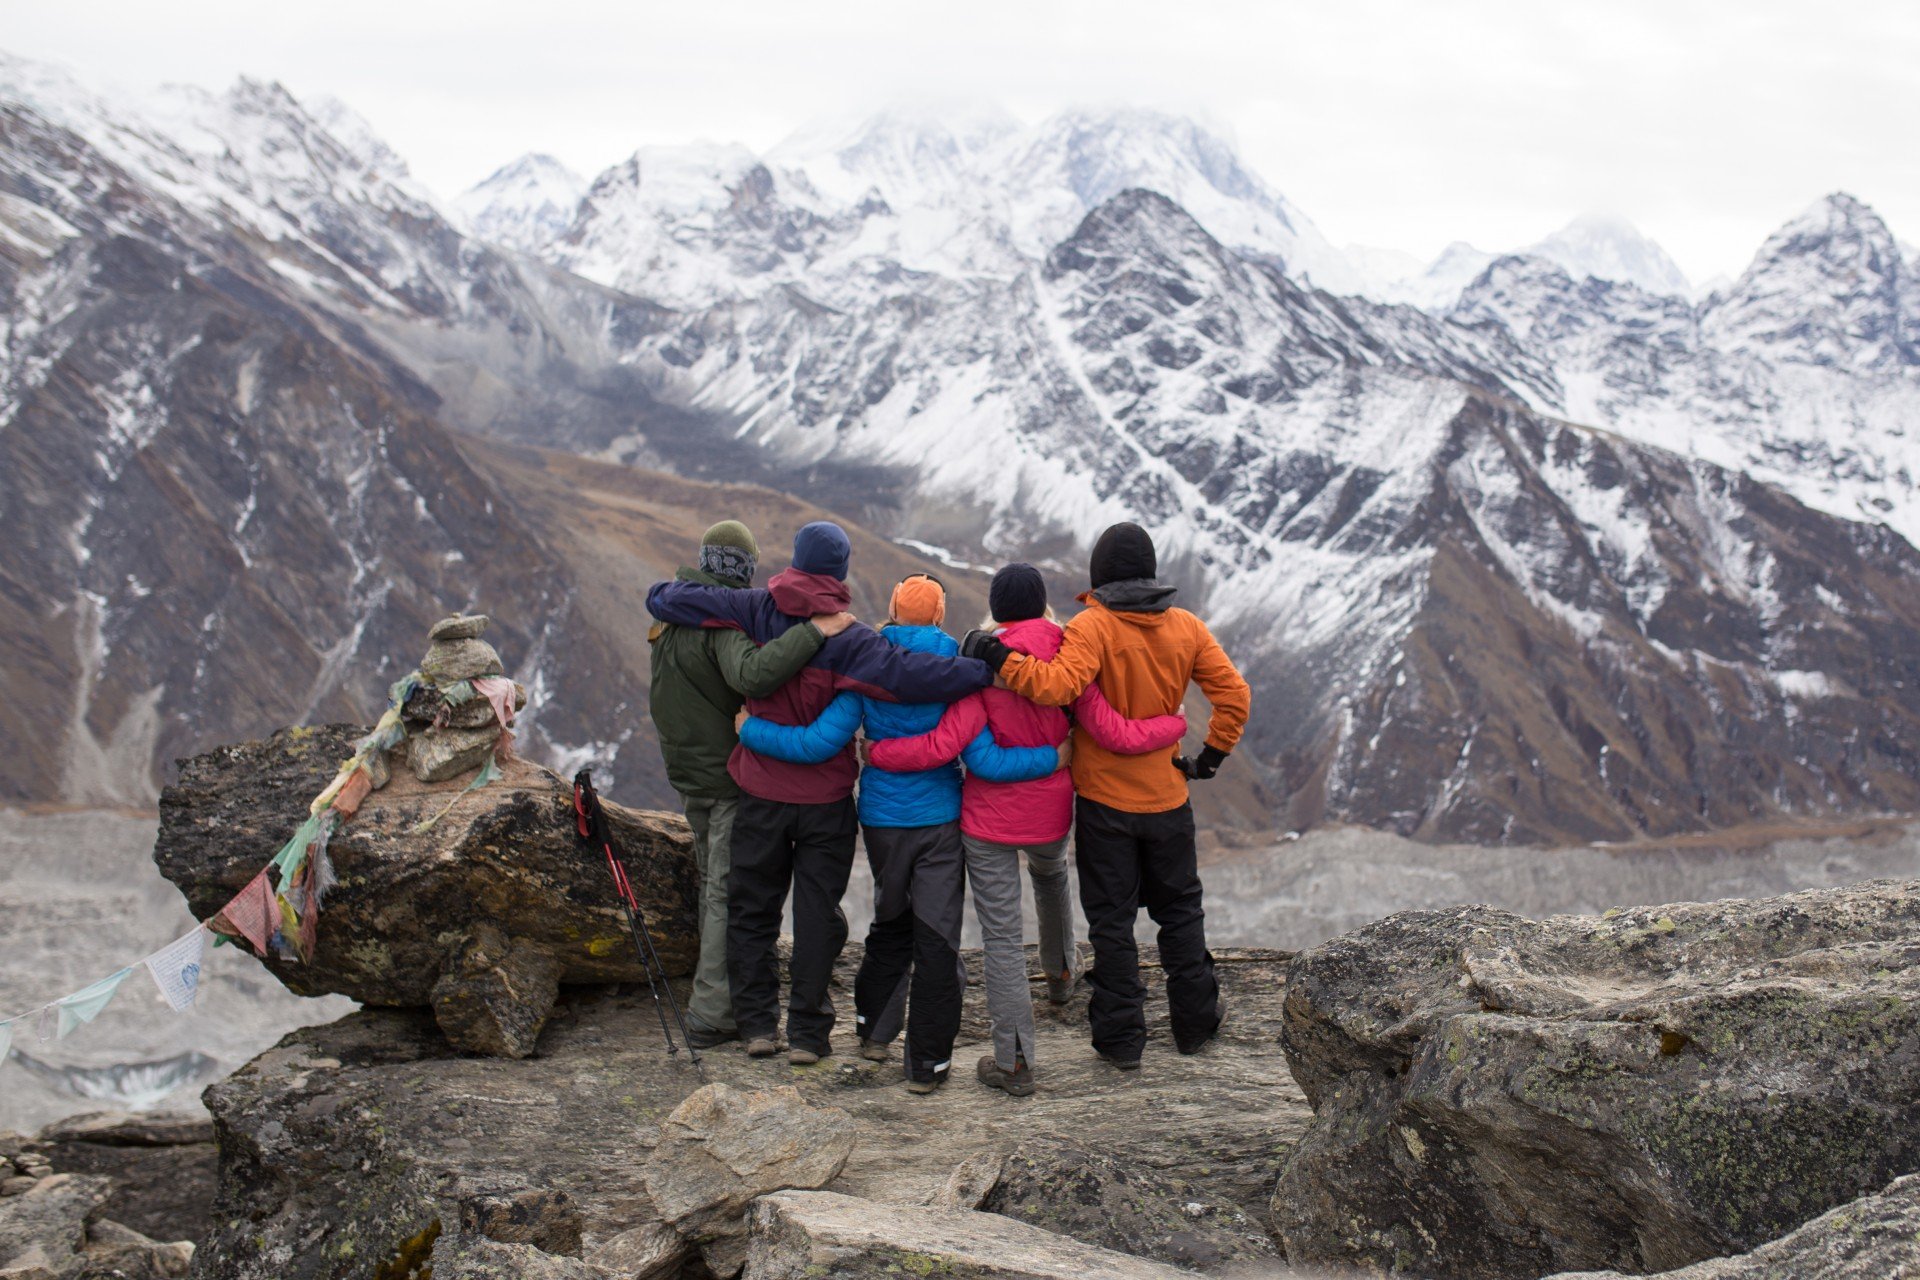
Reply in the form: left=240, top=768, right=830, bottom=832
left=792, top=521, right=852, bottom=580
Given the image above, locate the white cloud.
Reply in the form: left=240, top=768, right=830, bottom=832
left=4, top=0, right=1915, bottom=282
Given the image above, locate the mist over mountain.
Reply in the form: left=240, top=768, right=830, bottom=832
left=7, top=51, right=1920, bottom=843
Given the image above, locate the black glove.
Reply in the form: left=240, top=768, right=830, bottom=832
left=1173, top=744, right=1229, bottom=781
left=960, top=629, right=1013, bottom=673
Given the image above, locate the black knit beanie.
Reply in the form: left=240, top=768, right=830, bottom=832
left=1089, top=522, right=1157, bottom=589
left=988, top=563, right=1048, bottom=622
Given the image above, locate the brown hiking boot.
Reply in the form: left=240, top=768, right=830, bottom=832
left=858, top=1038, right=889, bottom=1062
left=745, top=1036, right=780, bottom=1058
left=976, top=1055, right=1035, bottom=1097
left=788, top=1045, right=828, bottom=1065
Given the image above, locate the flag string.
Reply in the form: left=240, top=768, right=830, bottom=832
left=0, top=666, right=512, bottom=1068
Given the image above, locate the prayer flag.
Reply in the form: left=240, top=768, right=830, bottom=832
left=55, top=968, right=132, bottom=1038
left=212, top=871, right=275, bottom=954
left=145, top=927, right=207, bottom=1012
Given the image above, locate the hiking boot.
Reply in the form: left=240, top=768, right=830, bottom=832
left=1098, top=1050, right=1142, bottom=1072
left=976, top=1055, right=1035, bottom=1097
left=745, top=1036, right=781, bottom=1059
left=905, top=1068, right=950, bottom=1095
left=1178, top=996, right=1228, bottom=1056
left=1046, top=967, right=1078, bottom=1006
left=686, top=1024, right=740, bottom=1051
left=858, top=1038, right=890, bottom=1063
left=788, top=1045, right=829, bottom=1065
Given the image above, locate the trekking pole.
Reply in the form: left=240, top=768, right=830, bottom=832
left=572, top=769, right=704, bottom=1074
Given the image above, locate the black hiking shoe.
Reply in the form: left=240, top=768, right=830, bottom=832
left=1178, top=996, right=1228, bottom=1056
left=686, top=1024, right=740, bottom=1051
left=976, top=1055, right=1035, bottom=1097
left=1098, top=1050, right=1142, bottom=1071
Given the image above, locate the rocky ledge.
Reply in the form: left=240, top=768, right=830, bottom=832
left=153, top=725, right=697, bottom=1056
left=191, top=943, right=1305, bottom=1279
left=1275, top=880, right=1920, bottom=1278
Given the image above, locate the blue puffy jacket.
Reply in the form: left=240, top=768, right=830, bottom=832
left=739, top=624, right=1057, bottom=828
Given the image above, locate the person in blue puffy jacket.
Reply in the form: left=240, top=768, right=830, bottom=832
left=738, top=573, right=1067, bottom=1093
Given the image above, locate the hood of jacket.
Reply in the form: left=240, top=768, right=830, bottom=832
left=1084, top=578, right=1178, bottom=616
left=878, top=622, right=953, bottom=655
left=768, top=567, right=852, bottom=616
left=997, top=616, right=1064, bottom=659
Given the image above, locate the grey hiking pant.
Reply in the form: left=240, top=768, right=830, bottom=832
left=680, top=793, right=739, bottom=1035
left=962, top=833, right=1073, bottom=1070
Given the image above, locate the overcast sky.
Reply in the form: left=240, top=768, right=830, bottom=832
left=5, top=0, right=1915, bottom=282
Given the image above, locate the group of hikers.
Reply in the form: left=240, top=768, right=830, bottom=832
left=646, top=515, right=1250, bottom=1096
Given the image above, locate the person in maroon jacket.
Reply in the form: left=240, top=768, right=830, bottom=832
left=646, top=521, right=991, bottom=1062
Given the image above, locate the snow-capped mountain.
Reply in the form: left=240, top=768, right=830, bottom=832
left=1453, top=193, right=1920, bottom=543
left=454, top=152, right=585, bottom=256
left=487, top=106, right=1364, bottom=309
left=1349, top=215, right=1687, bottom=310
left=1524, top=213, right=1691, bottom=297
left=11, top=51, right=1920, bottom=844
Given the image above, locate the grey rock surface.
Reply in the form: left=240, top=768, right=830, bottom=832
left=643, top=1084, right=855, bottom=1277
left=190, top=945, right=1303, bottom=1280
left=970, top=1138, right=1280, bottom=1271
left=35, top=1113, right=215, bottom=1247
left=429, top=615, right=491, bottom=642
left=406, top=724, right=503, bottom=783
left=742, top=1190, right=1192, bottom=1280
left=1273, top=879, right=1920, bottom=1278
left=420, top=637, right=505, bottom=684
left=429, top=925, right=565, bottom=1058
left=1549, top=1173, right=1920, bottom=1279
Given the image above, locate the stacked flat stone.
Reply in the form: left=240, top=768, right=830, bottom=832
left=403, top=614, right=527, bottom=784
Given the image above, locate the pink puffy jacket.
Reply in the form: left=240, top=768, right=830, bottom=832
left=866, top=616, right=1188, bottom=844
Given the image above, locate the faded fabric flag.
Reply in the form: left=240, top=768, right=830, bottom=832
left=145, top=927, right=207, bottom=1012
left=55, top=968, right=132, bottom=1038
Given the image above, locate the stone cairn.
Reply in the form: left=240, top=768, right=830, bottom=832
left=401, top=614, right=526, bottom=784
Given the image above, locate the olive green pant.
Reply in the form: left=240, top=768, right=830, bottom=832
left=681, top=793, right=740, bottom=1035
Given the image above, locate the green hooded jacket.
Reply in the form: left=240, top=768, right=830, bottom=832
left=648, top=565, right=826, bottom=799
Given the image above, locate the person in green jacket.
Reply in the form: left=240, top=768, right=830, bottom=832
left=649, top=520, right=855, bottom=1047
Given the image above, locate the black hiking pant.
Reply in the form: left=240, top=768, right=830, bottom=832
left=727, top=794, right=857, bottom=1055
left=853, top=822, right=966, bottom=1084
left=1073, top=796, right=1220, bottom=1061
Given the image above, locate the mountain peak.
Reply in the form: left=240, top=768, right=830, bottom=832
left=1706, top=191, right=1913, bottom=369
left=1524, top=213, right=1689, bottom=297
left=456, top=152, right=588, bottom=250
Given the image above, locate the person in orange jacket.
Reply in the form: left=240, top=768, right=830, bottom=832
left=959, top=521, right=1251, bottom=1069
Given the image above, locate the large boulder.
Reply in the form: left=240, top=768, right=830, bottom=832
left=945, top=1139, right=1279, bottom=1271
left=1550, top=1173, right=1920, bottom=1279
left=742, top=1191, right=1192, bottom=1280
left=154, top=725, right=697, bottom=1055
left=0, top=1172, right=191, bottom=1279
left=1273, top=880, right=1920, bottom=1278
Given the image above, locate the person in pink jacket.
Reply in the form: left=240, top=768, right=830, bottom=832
left=866, top=563, right=1186, bottom=1096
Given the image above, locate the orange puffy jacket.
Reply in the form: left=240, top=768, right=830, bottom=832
left=999, top=592, right=1251, bottom=814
